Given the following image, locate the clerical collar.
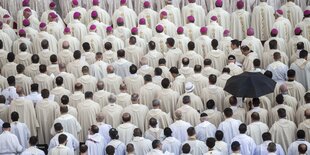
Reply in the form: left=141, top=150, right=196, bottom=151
left=287, top=79, right=294, bottom=82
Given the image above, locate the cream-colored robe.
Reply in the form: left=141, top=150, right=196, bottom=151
left=206, top=21, right=224, bottom=41
left=34, top=73, right=54, bottom=92
left=206, top=49, right=227, bottom=72
left=103, top=35, right=125, bottom=52
left=124, top=74, right=144, bottom=95
left=66, top=59, right=89, bottom=78
left=47, top=64, right=60, bottom=76
left=201, top=66, right=221, bottom=77
left=138, top=25, right=153, bottom=43
left=296, top=104, right=310, bottom=125
left=116, top=92, right=131, bottom=108
left=194, top=35, right=212, bottom=58
left=186, top=73, right=208, bottom=97
left=216, top=73, right=231, bottom=89
left=51, top=114, right=81, bottom=139
left=1, top=62, right=17, bottom=78
left=171, top=74, right=186, bottom=95
left=181, top=3, right=206, bottom=27
left=67, top=20, right=88, bottom=41
left=183, top=23, right=200, bottom=41
left=124, top=45, right=144, bottom=67
left=273, top=16, right=293, bottom=42
left=201, top=85, right=226, bottom=112
left=242, top=52, right=258, bottom=71
left=38, top=49, right=54, bottom=66
left=57, top=72, right=76, bottom=92
left=69, top=91, right=85, bottom=108
left=86, top=6, right=111, bottom=25
left=246, top=121, right=269, bottom=145
left=150, top=33, right=169, bottom=53
left=269, top=104, right=295, bottom=126
left=15, top=52, right=32, bottom=67
left=177, top=92, right=204, bottom=113
left=122, top=104, right=149, bottom=132
left=93, top=90, right=111, bottom=108
left=0, top=49, right=8, bottom=68
left=50, top=87, right=71, bottom=104
left=270, top=119, right=297, bottom=154
left=77, top=99, right=100, bottom=142
left=36, top=98, right=60, bottom=144
left=15, top=74, right=33, bottom=95
left=138, top=8, right=159, bottom=30
left=0, top=104, right=9, bottom=122
left=102, top=103, right=123, bottom=128
left=160, top=4, right=182, bottom=26
left=290, top=59, right=309, bottom=90
left=206, top=7, right=230, bottom=30
left=230, top=9, right=251, bottom=41
left=144, top=50, right=164, bottom=68
left=280, top=1, right=303, bottom=28
left=179, top=50, right=204, bottom=68
left=203, top=109, right=223, bottom=127
left=101, top=73, right=123, bottom=95
left=157, top=88, right=180, bottom=120
left=137, top=65, right=154, bottom=77
left=274, top=81, right=306, bottom=106
left=33, top=31, right=58, bottom=54
left=145, top=109, right=172, bottom=129
left=25, top=63, right=40, bottom=80
left=165, top=48, right=183, bottom=69
left=112, top=6, right=137, bottom=29
left=76, top=75, right=98, bottom=93
left=298, top=119, right=310, bottom=142
left=117, top=122, right=137, bottom=145
left=174, top=34, right=190, bottom=54
left=296, top=18, right=310, bottom=41
left=176, top=105, right=200, bottom=126
left=262, top=49, right=289, bottom=69
left=246, top=107, right=269, bottom=125
left=9, top=97, right=39, bottom=136
left=230, top=106, right=246, bottom=123
left=58, top=34, right=81, bottom=52
left=139, top=82, right=161, bottom=109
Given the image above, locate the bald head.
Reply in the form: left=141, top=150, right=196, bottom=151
left=122, top=113, right=131, bottom=122
left=62, top=41, right=70, bottom=49
left=74, top=83, right=83, bottom=91
left=107, top=65, right=114, bottom=73
left=279, top=84, right=288, bottom=93
left=97, top=81, right=104, bottom=90
left=175, top=110, right=182, bottom=120
left=16, top=86, right=24, bottom=96
left=140, top=57, right=148, bottom=66
left=96, top=112, right=105, bottom=122
left=58, top=63, right=66, bottom=71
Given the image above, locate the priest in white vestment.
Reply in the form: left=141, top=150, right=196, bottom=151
left=273, top=9, right=293, bottom=42
left=138, top=18, right=153, bottom=43
left=174, top=27, right=191, bottom=54
left=36, top=89, right=60, bottom=144
left=103, top=26, right=125, bottom=52
left=290, top=50, right=309, bottom=90
left=183, top=16, right=200, bottom=41
left=0, top=123, right=23, bottom=155
left=296, top=10, right=310, bottom=41
left=251, top=0, right=275, bottom=41
left=102, top=65, right=123, bottom=94
left=206, top=16, right=224, bottom=41
left=176, top=96, right=200, bottom=126
left=280, top=0, right=303, bottom=27
left=287, top=130, right=310, bottom=155
left=195, top=113, right=216, bottom=142
left=145, top=99, right=172, bottom=129
left=67, top=12, right=87, bottom=41
left=86, top=0, right=110, bottom=25
left=218, top=108, right=242, bottom=145
left=21, top=136, right=45, bottom=155
left=48, top=134, right=74, bottom=155
left=160, top=0, right=182, bottom=26
left=182, top=0, right=206, bottom=27
left=246, top=112, right=269, bottom=144
left=129, top=128, right=152, bottom=155
left=231, top=1, right=250, bottom=41
left=13, top=29, right=33, bottom=55
left=186, top=65, right=208, bottom=97
left=85, top=128, right=106, bottom=155
left=230, top=124, right=256, bottom=155
left=151, top=25, right=170, bottom=53
left=254, top=132, right=285, bottom=155
left=112, top=0, right=137, bottom=29
left=158, top=11, right=177, bottom=37
left=138, top=1, right=159, bottom=30
left=117, top=113, right=137, bottom=145
left=33, top=23, right=58, bottom=54
left=182, top=127, right=209, bottom=155
left=65, top=0, right=87, bottom=24
left=76, top=92, right=100, bottom=142
left=241, top=28, right=263, bottom=59
left=298, top=109, right=310, bottom=142
left=101, top=95, right=123, bottom=128
left=10, top=111, right=30, bottom=149
left=58, top=27, right=80, bottom=52
left=206, top=0, right=230, bottom=30
left=288, top=27, right=310, bottom=60
left=69, top=83, right=85, bottom=108
left=193, top=27, right=212, bottom=58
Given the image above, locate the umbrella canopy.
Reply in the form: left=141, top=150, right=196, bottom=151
left=224, top=72, right=276, bottom=98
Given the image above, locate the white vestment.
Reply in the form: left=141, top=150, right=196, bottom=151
left=218, top=118, right=242, bottom=144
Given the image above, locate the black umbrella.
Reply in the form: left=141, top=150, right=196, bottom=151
left=224, top=72, right=276, bottom=98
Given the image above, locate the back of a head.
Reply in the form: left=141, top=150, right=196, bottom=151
left=208, top=74, right=217, bottom=84
left=224, top=108, right=233, bottom=118
left=182, top=57, right=190, bottom=66
left=117, top=49, right=125, bottom=58
left=39, top=64, right=47, bottom=73
left=183, top=95, right=191, bottom=105
left=55, top=76, right=63, bottom=86
left=229, top=96, right=237, bottom=106
left=75, top=83, right=83, bottom=91
left=238, top=123, right=247, bottom=134
left=41, top=39, right=49, bottom=49
left=82, top=65, right=89, bottom=74
left=267, top=142, right=277, bottom=153
left=16, top=64, right=25, bottom=74
left=304, top=92, right=310, bottom=103
left=204, top=58, right=212, bottom=66
left=11, top=111, right=19, bottom=122
left=84, top=91, right=93, bottom=99
left=206, top=137, right=216, bottom=149
left=166, top=38, right=175, bottom=47
left=19, top=43, right=27, bottom=52
left=269, top=40, right=278, bottom=50
left=41, top=89, right=49, bottom=98
left=161, top=78, right=170, bottom=89
left=61, top=95, right=69, bottom=105
left=129, top=64, right=138, bottom=74
left=231, top=141, right=240, bottom=152
left=169, top=67, right=179, bottom=75
left=297, top=42, right=305, bottom=50
left=104, top=42, right=112, bottom=50
left=7, top=52, right=15, bottom=62
left=264, top=70, right=273, bottom=79
left=133, top=128, right=142, bottom=137
left=251, top=112, right=260, bottom=121
left=144, top=74, right=152, bottom=82
left=297, top=130, right=306, bottom=139
left=211, top=39, right=218, bottom=49
left=277, top=108, right=286, bottom=118
left=231, top=39, right=240, bottom=47
left=253, top=59, right=261, bottom=67
left=182, top=143, right=191, bottom=154
left=287, top=69, right=296, bottom=78
left=106, top=145, right=115, bottom=155
left=50, top=54, right=58, bottom=63
left=80, top=144, right=88, bottom=154
left=31, top=83, right=38, bottom=93
left=273, top=52, right=281, bottom=60
left=148, top=41, right=156, bottom=50
left=276, top=94, right=284, bottom=105
left=90, top=124, right=99, bottom=134
left=108, top=94, right=116, bottom=104
left=73, top=50, right=81, bottom=59
left=299, top=50, right=308, bottom=59
left=122, top=112, right=131, bottom=122
left=215, top=130, right=224, bottom=141
left=149, top=117, right=158, bottom=128
left=126, top=143, right=135, bottom=153
left=158, top=58, right=166, bottom=66
left=164, top=127, right=172, bottom=137
left=82, top=42, right=91, bottom=52
left=187, top=41, right=195, bottom=51
left=29, top=136, right=38, bottom=146
left=154, top=67, right=162, bottom=76
left=31, top=54, right=40, bottom=63
left=54, top=122, right=63, bottom=132
left=194, top=65, right=202, bottom=73
left=206, top=99, right=215, bottom=109
left=262, top=132, right=272, bottom=141
left=129, top=36, right=136, bottom=45
left=187, top=127, right=196, bottom=137
left=222, top=67, right=230, bottom=74
left=298, top=143, right=308, bottom=154
left=152, top=140, right=161, bottom=149
left=58, top=134, right=67, bottom=144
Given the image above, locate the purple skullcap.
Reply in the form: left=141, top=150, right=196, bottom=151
left=120, top=0, right=127, bottom=5
left=247, top=27, right=254, bottom=36
left=72, top=0, right=79, bottom=6
left=237, top=0, right=244, bottom=9
left=73, top=12, right=81, bottom=19
left=160, top=11, right=167, bottom=17
left=200, top=26, right=208, bottom=33
left=139, top=18, right=146, bottom=24
left=3, top=14, right=10, bottom=18
left=116, top=17, right=124, bottom=24
left=39, top=22, right=46, bottom=29
left=144, top=1, right=151, bottom=8
left=23, top=19, right=30, bottom=26
left=223, top=30, right=230, bottom=36
left=91, top=11, right=98, bottom=18
left=90, top=24, right=97, bottom=30
left=24, top=8, right=31, bottom=13
left=19, top=29, right=26, bottom=36
left=49, top=12, right=57, bottom=19
left=131, top=27, right=138, bottom=34
left=188, top=0, right=195, bottom=3
left=156, top=24, right=164, bottom=32
left=187, top=16, right=195, bottom=22
left=64, top=27, right=71, bottom=33
left=271, top=28, right=278, bottom=35
left=93, top=0, right=100, bottom=5
left=294, top=27, right=302, bottom=35
left=49, top=2, right=56, bottom=8
left=106, top=26, right=113, bottom=32
left=304, top=10, right=310, bottom=16
left=177, top=27, right=184, bottom=34
left=215, top=0, right=223, bottom=7
left=276, top=9, right=283, bottom=15
left=211, top=16, right=217, bottom=21
left=22, top=0, right=30, bottom=6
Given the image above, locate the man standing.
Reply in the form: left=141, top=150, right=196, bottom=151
left=231, top=124, right=256, bottom=155
left=85, top=125, right=106, bottom=155
left=48, top=134, right=74, bottom=155
left=0, top=123, right=23, bottom=155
